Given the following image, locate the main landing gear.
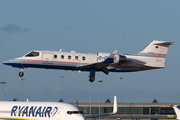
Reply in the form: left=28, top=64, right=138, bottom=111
left=89, top=69, right=95, bottom=82
left=19, top=69, right=24, bottom=77
left=89, top=76, right=95, bottom=82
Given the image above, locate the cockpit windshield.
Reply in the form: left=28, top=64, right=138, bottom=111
left=25, top=51, right=39, bottom=57
left=67, top=111, right=83, bottom=115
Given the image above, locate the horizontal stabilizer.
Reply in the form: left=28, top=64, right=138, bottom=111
left=154, top=41, right=174, bottom=46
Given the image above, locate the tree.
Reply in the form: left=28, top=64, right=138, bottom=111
left=152, top=99, right=158, bottom=103
left=105, top=99, right=111, bottom=103
left=12, top=98, right=18, bottom=101
left=59, top=98, right=64, bottom=102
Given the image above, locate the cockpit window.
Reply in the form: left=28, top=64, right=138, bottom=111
left=25, top=52, right=39, bottom=57
left=67, top=111, right=83, bottom=115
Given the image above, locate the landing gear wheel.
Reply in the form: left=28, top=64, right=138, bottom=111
left=19, top=72, right=24, bottom=77
left=89, top=76, right=95, bottom=82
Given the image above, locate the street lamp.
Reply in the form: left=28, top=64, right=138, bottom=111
left=97, top=79, right=103, bottom=120
left=20, top=78, right=25, bottom=101
left=119, top=77, right=123, bottom=103
left=90, top=82, right=92, bottom=116
left=0, top=81, right=6, bottom=101
left=60, top=75, right=65, bottom=102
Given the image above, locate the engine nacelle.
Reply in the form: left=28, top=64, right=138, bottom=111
left=119, top=55, right=126, bottom=63
left=110, top=54, right=126, bottom=64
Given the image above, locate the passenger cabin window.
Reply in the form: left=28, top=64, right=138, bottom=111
left=54, top=55, right=57, bottom=59
left=61, top=55, right=64, bottom=59
left=82, top=56, right=86, bottom=60
left=75, top=56, right=78, bottom=60
left=68, top=56, right=71, bottom=60
left=67, top=111, right=83, bottom=115
left=25, top=51, right=39, bottom=57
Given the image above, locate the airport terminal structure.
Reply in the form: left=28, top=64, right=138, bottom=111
left=70, top=102, right=177, bottom=120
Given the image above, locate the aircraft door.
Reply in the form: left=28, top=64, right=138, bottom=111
left=42, top=53, right=54, bottom=62
left=57, top=108, right=62, bottom=120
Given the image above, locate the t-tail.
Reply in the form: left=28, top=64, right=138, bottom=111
left=173, top=105, right=180, bottom=120
left=138, top=40, right=173, bottom=68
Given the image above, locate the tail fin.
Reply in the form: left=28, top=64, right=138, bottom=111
left=138, top=40, right=173, bottom=67
left=173, top=105, right=180, bottom=120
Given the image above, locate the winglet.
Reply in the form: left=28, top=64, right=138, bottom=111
left=113, top=96, right=117, bottom=114
left=103, top=50, right=118, bottom=63
left=110, top=50, right=118, bottom=57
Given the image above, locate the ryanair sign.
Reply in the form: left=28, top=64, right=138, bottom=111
left=11, top=106, right=58, bottom=117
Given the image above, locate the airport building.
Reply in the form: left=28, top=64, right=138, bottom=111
left=70, top=102, right=178, bottom=120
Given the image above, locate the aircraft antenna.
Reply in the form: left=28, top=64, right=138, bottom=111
left=76, top=100, right=78, bottom=107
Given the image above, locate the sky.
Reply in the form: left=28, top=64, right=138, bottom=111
left=0, top=0, right=180, bottom=103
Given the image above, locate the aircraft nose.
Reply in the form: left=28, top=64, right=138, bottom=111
left=3, top=59, right=13, bottom=65
left=3, top=60, right=10, bottom=65
left=3, top=59, right=15, bottom=66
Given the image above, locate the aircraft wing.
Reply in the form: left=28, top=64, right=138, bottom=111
left=85, top=96, right=117, bottom=118
left=79, top=50, right=118, bottom=75
left=85, top=113, right=116, bottom=118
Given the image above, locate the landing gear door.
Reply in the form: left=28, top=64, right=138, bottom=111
left=42, top=53, right=54, bottom=62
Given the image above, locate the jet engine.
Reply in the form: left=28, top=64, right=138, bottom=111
left=110, top=54, right=126, bottom=64
left=119, top=55, right=126, bottom=63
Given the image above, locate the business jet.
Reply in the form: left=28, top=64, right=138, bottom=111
left=0, top=96, right=117, bottom=120
left=173, top=105, right=180, bottom=120
left=3, top=40, right=173, bottom=82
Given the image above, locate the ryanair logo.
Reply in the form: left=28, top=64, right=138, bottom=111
left=11, top=106, right=58, bottom=117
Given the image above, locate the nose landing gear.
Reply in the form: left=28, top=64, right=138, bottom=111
left=19, top=69, right=24, bottom=77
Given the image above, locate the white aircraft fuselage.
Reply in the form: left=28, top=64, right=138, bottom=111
left=3, top=40, right=173, bottom=82
left=0, top=101, right=85, bottom=120
left=0, top=96, right=117, bottom=120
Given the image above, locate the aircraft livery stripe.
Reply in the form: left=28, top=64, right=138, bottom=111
left=11, top=59, right=90, bottom=65
left=0, top=116, right=37, bottom=120
left=138, top=52, right=166, bottom=56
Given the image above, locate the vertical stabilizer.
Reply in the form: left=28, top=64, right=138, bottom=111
left=138, top=40, right=173, bottom=62
left=173, top=105, right=180, bottom=120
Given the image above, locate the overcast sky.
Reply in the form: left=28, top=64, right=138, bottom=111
left=0, top=0, right=180, bottom=103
